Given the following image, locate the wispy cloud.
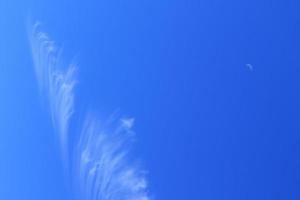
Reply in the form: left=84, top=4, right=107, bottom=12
left=28, top=21, right=76, bottom=166
left=28, top=21, right=151, bottom=200
left=74, top=115, right=149, bottom=200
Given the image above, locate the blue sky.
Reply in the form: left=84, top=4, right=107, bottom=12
left=1, top=0, right=300, bottom=199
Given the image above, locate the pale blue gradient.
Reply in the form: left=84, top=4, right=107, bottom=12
left=1, top=0, right=300, bottom=200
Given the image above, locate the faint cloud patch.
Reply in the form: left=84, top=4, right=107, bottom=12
left=28, top=21, right=77, bottom=167
left=28, top=20, right=151, bottom=200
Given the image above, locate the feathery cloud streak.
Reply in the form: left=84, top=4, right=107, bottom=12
left=74, top=115, right=149, bottom=200
left=28, top=22, right=76, bottom=165
left=28, top=21, right=151, bottom=200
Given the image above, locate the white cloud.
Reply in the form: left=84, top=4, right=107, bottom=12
left=28, top=21, right=151, bottom=200
left=121, top=117, right=135, bottom=129
left=74, top=115, right=150, bottom=200
left=28, top=22, right=76, bottom=165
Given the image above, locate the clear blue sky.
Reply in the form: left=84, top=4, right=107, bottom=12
left=1, top=0, right=300, bottom=199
